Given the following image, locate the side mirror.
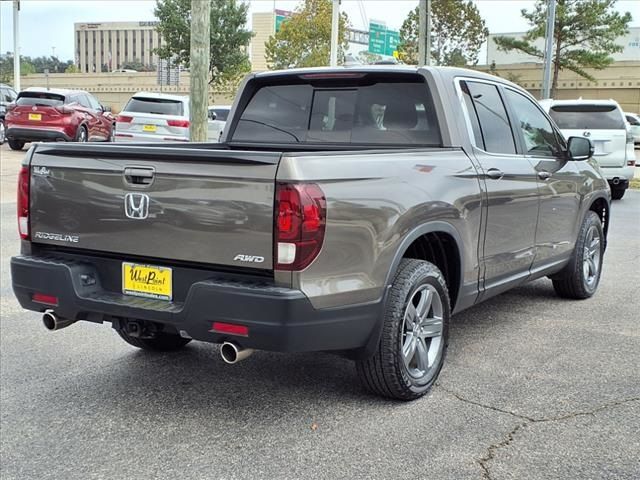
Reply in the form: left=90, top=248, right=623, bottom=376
left=208, top=110, right=217, bottom=120
left=101, top=105, right=112, bottom=113
left=567, top=136, right=593, bottom=161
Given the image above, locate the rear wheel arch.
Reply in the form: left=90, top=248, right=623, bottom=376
left=356, top=222, right=464, bottom=360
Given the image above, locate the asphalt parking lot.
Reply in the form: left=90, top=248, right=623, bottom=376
left=1, top=143, right=639, bottom=480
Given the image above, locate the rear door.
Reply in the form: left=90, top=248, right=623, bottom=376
left=458, top=79, right=540, bottom=297
left=29, top=144, right=281, bottom=270
left=77, top=93, right=102, bottom=141
left=548, top=104, right=627, bottom=168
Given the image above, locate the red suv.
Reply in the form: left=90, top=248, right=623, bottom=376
left=4, top=88, right=115, bottom=151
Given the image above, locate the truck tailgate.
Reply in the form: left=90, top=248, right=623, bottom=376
left=29, top=144, right=280, bottom=270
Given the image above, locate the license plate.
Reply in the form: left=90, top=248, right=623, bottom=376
left=142, top=124, right=157, bottom=132
left=122, top=263, right=172, bottom=300
left=29, top=113, right=42, bottom=121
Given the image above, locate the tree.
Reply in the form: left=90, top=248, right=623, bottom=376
left=398, top=0, right=488, bottom=66
left=65, top=64, right=80, bottom=74
left=265, top=0, right=350, bottom=69
left=153, top=0, right=252, bottom=87
left=494, top=0, right=632, bottom=97
left=0, top=54, right=36, bottom=83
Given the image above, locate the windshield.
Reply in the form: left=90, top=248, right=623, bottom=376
left=124, top=97, right=184, bottom=116
left=231, top=77, right=441, bottom=146
left=16, top=92, right=65, bottom=107
left=549, top=105, right=625, bottom=130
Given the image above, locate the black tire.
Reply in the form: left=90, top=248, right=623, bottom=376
left=117, top=329, right=192, bottom=352
left=75, top=125, right=88, bottom=143
left=611, top=187, right=625, bottom=200
left=8, top=139, right=24, bottom=151
left=108, top=124, right=115, bottom=142
left=552, top=211, right=604, bottom=299
left=356, top=259, right=450, bottom=401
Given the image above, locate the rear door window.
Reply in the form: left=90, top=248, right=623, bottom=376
left=124, top=97, right=184, bottom=116
left=549, top=105, right=625, bottom=130
left=461, top=81, right=516, bottom=155
left=16, top=92, right=65, bottom=107
left=232, top=77, right=441, bottom=146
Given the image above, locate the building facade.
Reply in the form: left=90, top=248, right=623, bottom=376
left=75, top=21, right=162, bottom=73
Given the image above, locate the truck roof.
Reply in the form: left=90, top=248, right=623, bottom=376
left=253, top=65, right=519, bottom=88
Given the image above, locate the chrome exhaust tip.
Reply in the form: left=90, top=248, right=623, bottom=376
left=220, top=342, right=254, bottom=364
left=42, top=310, right=75, bottom=331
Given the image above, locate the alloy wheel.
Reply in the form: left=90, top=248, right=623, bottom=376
left=583, top=225, right=601, bottom=288
left=401, top=284, right=444, bottom=380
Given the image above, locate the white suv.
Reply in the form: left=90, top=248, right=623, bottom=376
left=539, top=99, right=635, bottom=200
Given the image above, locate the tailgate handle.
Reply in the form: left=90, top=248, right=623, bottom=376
left=124, top=167, right=155, bottom=186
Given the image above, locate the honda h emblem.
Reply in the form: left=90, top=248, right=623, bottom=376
left=124, top=193, right=150, bottom=219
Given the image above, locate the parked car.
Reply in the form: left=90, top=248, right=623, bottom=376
left=624, top=112, right=640, bottom=147
left=0, top=83, right=18, bottom=145
left=4, top=88, right=115, bottom=151
left=12, top=66, right=610, bottom=401
left=207, top=104, right=231, bottom=141
left=115, top=92, right=191, bottom=143
left=539, top=99, right=635, bottom=199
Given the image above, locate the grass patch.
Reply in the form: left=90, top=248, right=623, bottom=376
left=630, top=177, right=640, bottom=190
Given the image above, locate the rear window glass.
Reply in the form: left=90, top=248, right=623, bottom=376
left=231, top=78, right=441, bottom=145
left=124, top=97, right=184, bottom=116
left=549, top=105, right=625, bottom=130
left=16, top=92, right=65, bottom=107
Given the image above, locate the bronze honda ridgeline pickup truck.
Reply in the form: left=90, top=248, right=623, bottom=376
left=12, top=67, right=610, bottom=400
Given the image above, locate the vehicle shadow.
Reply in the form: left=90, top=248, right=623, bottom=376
left=43, top=279, right=560, bottom=415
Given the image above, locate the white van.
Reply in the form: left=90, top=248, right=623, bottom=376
left=539, top=99, right=635, bottom=200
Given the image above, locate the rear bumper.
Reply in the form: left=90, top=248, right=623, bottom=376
left=600, top=165, right=634, bottom=183
left=6, top=127, right=73, bottom=142
left=11, top=254, right=380, bottom=353
left=114, top=132, right=189, bottom=143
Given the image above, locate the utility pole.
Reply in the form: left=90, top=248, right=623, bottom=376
left=189, top=0, right=211, bottom=142
left=418, top=0, right=431, bottom=66
left=541, top=0, right=556, bottom=99
left=13, top=0, right=21, bottom=91
left=330, top=0, right=340, bottom=67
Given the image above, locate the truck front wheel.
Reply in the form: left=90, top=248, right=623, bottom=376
left=117, top=328, right=192, bottom=352
left=356, top=259, right=450, bottom=401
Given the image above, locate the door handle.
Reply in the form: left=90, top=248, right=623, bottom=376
left=538, top=171, right=552, bottom=180
left=124, top=167, right=155, bottom=186
left=485, top=168, right=504, bottom=180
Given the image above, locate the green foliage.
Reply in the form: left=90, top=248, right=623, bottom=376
left=493, top=0, right=632, bottom=95
left=398, top=0, right=488, bottom=66
left=64, top=64, right=81, bottom=74
left=120, top=59, right=155, bottom=72
left=265, top=0, right=350, bottom=69
left=0, top=54, right=65, bottom=83
left=154, top=0, right=252, bottom=85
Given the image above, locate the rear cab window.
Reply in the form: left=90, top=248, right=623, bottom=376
left=16, top=92, right=65, bottom=107
left=549, top=104, right=625, bottom=130
left=124, top=97, right=184, bottom=116
left=230, top=73, right=442, bottom=146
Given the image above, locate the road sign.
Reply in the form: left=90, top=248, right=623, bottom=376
left=368, top=22, right=386, bottom=55
left=368, top=22, right=400, bottom=57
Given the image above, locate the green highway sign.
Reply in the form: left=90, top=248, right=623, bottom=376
left=368, top=22, right=387, bottom=55
left=368, top=22, right=400, bottom=57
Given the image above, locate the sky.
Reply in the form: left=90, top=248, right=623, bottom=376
left=1, top=0, right=639, bottom=61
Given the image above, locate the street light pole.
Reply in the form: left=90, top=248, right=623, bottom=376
left=13, top=0, right=21, bottom=91
left=330, top=0, right=339, bottom=67
left=542, top=0, right=556, bottom=99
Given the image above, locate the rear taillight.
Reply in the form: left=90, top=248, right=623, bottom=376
left=17, top=166, right=30, bottom=240
left=55, top=106, right=74, bottom=114
left=116, top=115, right=133, bottom=123
left=167, top=119, right=190, bottom=128
left=275, top=183, right=326, bottom=271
